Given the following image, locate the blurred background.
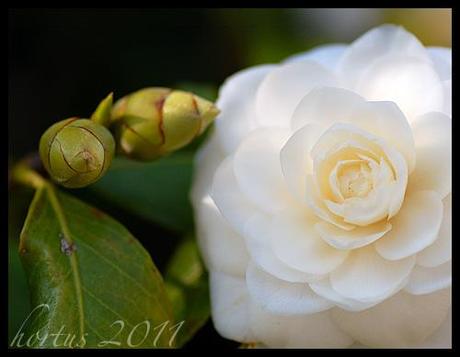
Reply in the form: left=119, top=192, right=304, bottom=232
left=8, top=8, right=452, bottom=161
left=8, top=8, right=452, bottom=348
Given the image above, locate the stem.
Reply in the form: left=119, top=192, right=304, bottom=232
left=11, top=160, right=46, bottom=190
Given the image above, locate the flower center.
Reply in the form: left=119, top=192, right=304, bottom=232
left=308, top=122, right=408, bottom=228
left=338, top=161, right=373, bottom=199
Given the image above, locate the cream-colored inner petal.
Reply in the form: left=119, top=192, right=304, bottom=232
left=304, top=122, right=408, bottom=232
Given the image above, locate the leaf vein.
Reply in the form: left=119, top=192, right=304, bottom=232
left=45, top=184, right=86, bottom=338
left=75, top=238, right=167, bottom=315
left=81, top=285, right=135, bottom=329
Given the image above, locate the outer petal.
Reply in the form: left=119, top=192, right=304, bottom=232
left=338, top=24, right=431, bottom=90
left=351, top=316, right=453, bottom=348
left=270, top=209, right=349, bottom=275
left=428, top=47, right=451, bottom=81
left=246, top=262, right=332, bottom=315
left=283, top=44, right=347, bottom=71
left=410, top=112, right=452, bottom=198
left=309, top=278, right=381, bottom=312
left=190, top=132, right=225, bottom=202
left=375, top=190, right=443, bottom=260
left=331, top=288, right=451, bottom=347
left=330, top=245, right=415, bottom=302
left=417, top=194, right=452, bottom=267
left=194, top=196, right=249, bottom=277
left=249, top=302, right=353, bottom=348
left=211, top=156, right=259, bottom=237
left=280, top=123, right=325, bottom=203
left=233, top=128, right=293, bottom=213
left=416, top=308, right=451, bottom=348
left=355, top=55, right=443, bottom=121
left=209, top=271, right=255, bottom=343
left=442, top=80, right=452, bottom=117
left=215, top=65, right=275, bottom=153
left=290, top=86, right=364, bottom=132
left=244, top=212, right=319, bottom=283
left=404, top=261, right=451, bottom=295
left=348, top=100, right=416, bottom=173
left=191, top=135, right=249, bottom=276
left=255, top=60, right=338, bottom=128
left=315, top=220, right=392, bottom=250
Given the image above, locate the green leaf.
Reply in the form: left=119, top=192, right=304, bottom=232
left=164, top=238, right=210, bottom=347
left=85, top=151, right=194, bottom=233
left=8, top=238, right=31, bottom=345
left=8, top=188, right=34, bottom=344
left=15, top=184, right=176, bottom=348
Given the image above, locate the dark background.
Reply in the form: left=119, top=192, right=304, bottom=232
left=9, top=8, right=308, bottom=160
left=8, top=8, right=451, bottom=348
left=9, top=8, right=452, bottom=161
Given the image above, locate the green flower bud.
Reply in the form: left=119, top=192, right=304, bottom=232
left=39, top=118, right=115, bottom=188
left=112, top=87, right=219, bottom=161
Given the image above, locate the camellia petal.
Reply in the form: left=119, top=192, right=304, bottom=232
left=316, top=143, right=383, bottom=203
left=305, top=174, right=356, bottom=231
left=310, top=122, right=406, bottom=177
left=309, top=278, right=381, bottom=312
left=255, top=60, right=338, bottom=127
left=190, top=133, right=226, bottom=203
left=310, top=122, right=408, bottom=221
left=315, top=220, right=392, bottom=250
left=210, top=271, right=255, bottom=343
left=195, top=196, right=249, bottom=277
left=244, top=212, right=321, bottom=283
left=249, top=302, right=353, bottom=348
left=375, top=190, right=443, bottom=260
left=211, top=156, right=259, bottom=237
left=283, top=44, right=347, bottom=71
left=356, top=55, right=443, bottom=121
left=191, top=135, right=250, bottom=276
left=443, top=80, right=452, bottom=117
left=417, top=194, right=451, bottom=268
left=270, top=209, right=349, bottom=275
left=233, top=128, right=293, bottom=213
left=330, top=288, right=451, bottom=347
left=428, top=47, right=451, bottom=81
left=409, top=112, right=452, bottom=198
left=215, top=65, right=276, bottom=153
left=338, top=24, right=431, bottom=90
left=330, top=245, right=415, bottom=302
left=404, top=261, right=451, bottom=295
left=324, top=182, right=394, bottom=226
left=416, top=308, right=451, bottom=348
left=280, top=123, right=325, bottom=203
left=246, top=262, right=333, bottom=315
left=348, top=100, right=416, bottom=172
left=290, top=86, right=365, bottom=132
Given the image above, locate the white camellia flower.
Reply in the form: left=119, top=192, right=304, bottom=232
left=191, top=25, right=451, bottom=348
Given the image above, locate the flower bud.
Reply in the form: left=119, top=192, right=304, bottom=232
left=39, top=118, right=115, bottom=188
left=112, top=87, right=219, bottom=161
